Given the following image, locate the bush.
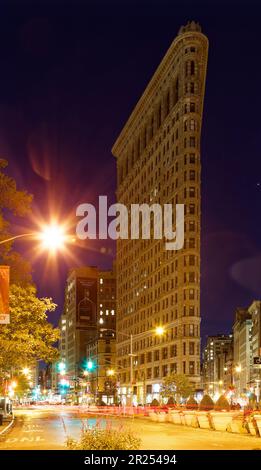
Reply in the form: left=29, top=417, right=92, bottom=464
left=186, top=396, right=198, bottom=410
left=214, top=395, right=230, bottom=411
left=150, top=398, right=159, bottom=407
left=67, top=423, right=141, bottom=450
left=167, top=397, right=176, bottom=406
left=199, top=394, right=214, bottom=411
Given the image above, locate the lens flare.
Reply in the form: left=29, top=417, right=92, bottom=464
left=40, top=224, right=66, bottom=252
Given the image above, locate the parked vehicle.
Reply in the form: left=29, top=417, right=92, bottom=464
left=0, top=397, right=13, bottom=419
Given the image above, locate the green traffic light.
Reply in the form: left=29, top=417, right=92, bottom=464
left=87, top=360, right=94, bottom=370
left=58, top=361, right=66, bottom=373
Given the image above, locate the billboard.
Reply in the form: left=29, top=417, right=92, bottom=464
left=0, top=265, right=10, bottom=324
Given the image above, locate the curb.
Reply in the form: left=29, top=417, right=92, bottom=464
left=0, top=415, right=15, bottom=437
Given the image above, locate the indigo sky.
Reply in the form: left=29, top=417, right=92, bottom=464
left=1, top=0, right=261, bottom=341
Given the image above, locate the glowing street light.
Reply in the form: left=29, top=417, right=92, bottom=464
left=22, top=367, right=30, bottom=376
left=107, top=369, right=115, bottom=377
left=39, top=224, right=66, bottom=252
left=0, top=223, right=73, bottom=254
left=155, top=326, right=165, bottom=336
left=235, top=365, right=242, bottom=374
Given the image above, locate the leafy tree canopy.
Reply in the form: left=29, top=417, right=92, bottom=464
left=0, top=159, right=33, bottom=285
left=0, top=284, right=60, bottom=371
left=161, top=373, right=193, bottom=400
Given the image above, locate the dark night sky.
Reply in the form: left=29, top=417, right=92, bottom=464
left=1, top=0, right=261, bottom=341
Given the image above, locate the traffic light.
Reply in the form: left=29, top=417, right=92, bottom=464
left=86, top=360, right=94, bottom=371
left=57, top=361, right=66, bottom=373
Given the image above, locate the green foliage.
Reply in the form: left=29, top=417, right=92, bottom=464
left=186, top=396, right=198, bottom=410
left=14, top=375, right=30, bottom=398
left=0, top=159, right=33, bottom=285
left=0, top=284, right=60, bottom=371
left=214, top=394, right=230, bottom=411
left=150, top=398, right=159, bottom=406
left=199, top=394, right=214, bottom=411
left=67, top=423, right=141, bottom=450
left=167, top=396, right=176, bottom=405
left=161, top=373, right=193, bottom=401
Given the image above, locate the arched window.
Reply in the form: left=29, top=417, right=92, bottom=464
left=191, top=61, right=195, bottom=75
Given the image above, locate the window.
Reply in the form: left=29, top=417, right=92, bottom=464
left=170, top=344, right=177, bottom=357
left=147, top=351, right=152, bottom=362
left=189, top=342, right=195, bottom=355
left=189, top=221, right=195, bottom=231
left=190, top=136, right=196, bottom=147
left=189, top=153, right=196, bottom=164
left=147, top=368, right=152, bottom=379
left=189, top=170, right=195, bottom=181
left=183, top=342, right=186, bottom=355
left=162, top=364, right=168, bottom=376
left=166, top=91, right=170, bottom=115
left=189, top=187, right=195, bottom=197
left=158, top=104, right=162, bottom=128
left=173, top=77, right=179, bottom=106
left=154, top=366, right=160, bottom=378
left=162, top=347, right=168, bottom=359
left=183, top=361, right=186, bottom=374
left=189, top=306, right=195, bottom=316
left=170, top=363, right=177, bottom=374
left=154, top=350, right=160, bottom=361
left=189, top=204, right=195, bottom=215
left=190, top=119, right=196, bottom=131
left=189, top=324, right=195, bottom=336
left=189, top=361, right=195, bottom=374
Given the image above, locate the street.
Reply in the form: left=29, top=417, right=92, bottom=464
left=0, top=407, right=261, bottom=450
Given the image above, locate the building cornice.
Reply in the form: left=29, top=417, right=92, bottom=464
left=112, top=29, right=208, bottom=159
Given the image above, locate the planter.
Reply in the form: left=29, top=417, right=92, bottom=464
left=196, top=411, right=211, bottom=429
left=148, top=412, right=157, bottom=422
left=253, top=415, right=261, bottom=436
left=210, top=412, right=234, bottom=432
left=229, top=416, right=247, bottom=434
left=247, top=417, right=258, bottom=436
left=157, top=412, right=167, bottom=423
left=169, top=410, right=182, bottom=425
left=183, top=410, right=196, bottom=426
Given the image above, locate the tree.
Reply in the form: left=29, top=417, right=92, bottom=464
left=161, top=373, right=193, bottom=402
left=0, top=159, right=33, bottom=285
left=0, top=284, right=60, bottom=372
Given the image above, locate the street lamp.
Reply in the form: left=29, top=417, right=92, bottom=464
left=22, top=367, right=30, bottom=377
left=0, top=224, right=73, bottom=253
left=100, top=325, right=166, bottom=406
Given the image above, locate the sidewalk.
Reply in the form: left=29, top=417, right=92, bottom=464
left=0, top=416, right=15, bottom=437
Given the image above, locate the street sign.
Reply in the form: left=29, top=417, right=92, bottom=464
left=253, top=357, right=261, bottom=367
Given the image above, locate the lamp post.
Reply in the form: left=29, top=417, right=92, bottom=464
left=100, top=326, right=166, bottom=406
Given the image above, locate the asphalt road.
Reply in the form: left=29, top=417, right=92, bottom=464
left=0, top=407, right=261, bottom=450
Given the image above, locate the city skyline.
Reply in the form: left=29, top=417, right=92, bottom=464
left=0, top=0, right=261, bottom=341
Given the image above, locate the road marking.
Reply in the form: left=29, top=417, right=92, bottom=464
left=6, top=436, right=46, bottom=443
